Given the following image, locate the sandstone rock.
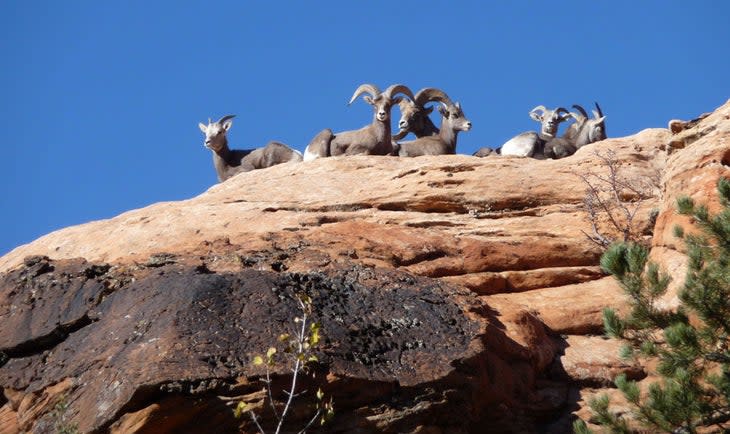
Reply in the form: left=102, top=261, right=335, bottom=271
left=0, top=257, right=107, bottom=355
left=553, top=335, right=645, bottom=386
left=668, top=112, right=711, bottom=134
left=0, top=404, right=19, bottom=434
left=649, top=99, right=730, bottom=309
left=443, top=266, right=605, bottom=295
left=1, top=100, right=729, bottom=433
left=486, top=277, right=628, bottom=335
left=0, top=258, right=532, bottom=433
left=0, top=129, right=669, bottom=278
left=659, top=100, right=730, bottom=211
left=495, top=308, right=557, bottom=372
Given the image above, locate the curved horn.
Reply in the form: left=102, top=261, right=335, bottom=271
left=571, top=104, right=588, bottom=118
left=383, top=84, right=415, bottom=102
left=530, top=105, right=547, bottom=115
left=555, top=107, right=570, bottom=116
left=392, top=129, right=408, bottom=141
left=594, top=102, right=604, bottom=118
left=218, top=114, right=236, bottom=124
left=348, top=84, right=381, bottom=105
left=414, top=87, right=453, bottom=107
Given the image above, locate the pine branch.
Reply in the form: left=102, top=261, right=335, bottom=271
left=590, top=177, right=730, bottom=432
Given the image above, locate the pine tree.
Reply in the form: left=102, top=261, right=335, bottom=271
left=574, top=177, right=730, bottom=433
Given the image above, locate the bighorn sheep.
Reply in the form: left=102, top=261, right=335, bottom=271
left=494, top=105, right=572, bottom=157
left=303, top=128, right=334, bottom=160
left=543, top=103, right=607, bottom=159
left=392, top=87, right=453, bottom=140
left=392, top=101, right=472, bottom=157
left=198, top=115, right=302, bottom=182
left=472, top=147, right=496, bottom=157
left=303, top=83, right=415, bottom=160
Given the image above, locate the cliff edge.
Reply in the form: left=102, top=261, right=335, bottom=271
left=1, top=100, right=729, bottom=433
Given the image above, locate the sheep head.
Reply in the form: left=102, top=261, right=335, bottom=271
left=198, top=115, right=235, bottom=152
left=349, top=83, right=414, bottom=123
left=438, top=102, right=472, bottom=132
left=395, top=98, right=427, bottom=134
left=529, top=105, right=571, bottom=137
left=565, top=102, right=607, bottom=147
left=562, top=105, right=588, bottom=141
left=394, top=87, right=453, bottom=140
left=586, top=102, right=607, bottom=142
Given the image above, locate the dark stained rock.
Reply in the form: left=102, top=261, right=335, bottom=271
left=0, top=257, right=542, bottom=433
left=0, top=257, right=107, bottom=358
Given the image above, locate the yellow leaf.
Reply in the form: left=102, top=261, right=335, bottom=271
left=253, top=355, right=264, bottom=366
left=234, top=401, right=248, bottom=418
left=316, top=387, right=324, bottom=400
left=266, top=347, right=277, bottom=359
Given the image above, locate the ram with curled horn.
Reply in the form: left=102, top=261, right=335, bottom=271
left=393, top=87, right=455, bottom=141
left=393, top=95, right=473, bottom=157
left=303, top=83, right=415, bottom=160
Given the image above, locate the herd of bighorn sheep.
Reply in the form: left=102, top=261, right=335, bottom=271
left=198, top=83, right=607, bottom=182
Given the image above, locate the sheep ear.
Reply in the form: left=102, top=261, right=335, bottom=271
left=198, top=123, right=208, bottom=133
left=438, top=105, right=448, bottom=117
left=222, top=119, right=233, bottom=131
left=595, top=116, right=606, bottom=124
left=560, top=113, right=572, bottom=122
left=529, top=111, right=543, bottom=122
left=363, top=96, right=375, bottom=105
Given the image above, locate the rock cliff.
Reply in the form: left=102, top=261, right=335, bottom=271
left=1, top=100, right=729, bottom=433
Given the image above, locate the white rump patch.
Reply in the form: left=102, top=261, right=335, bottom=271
left=500, top=133, right=536, bottom=157
left=303, top=145, right=320, bottom=161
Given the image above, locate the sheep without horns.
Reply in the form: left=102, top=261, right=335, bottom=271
left=303, top=83, right=415, bottom=160
left=198, top=115, right=303, bottom=183
left=393, top=101, right=472, bottom=157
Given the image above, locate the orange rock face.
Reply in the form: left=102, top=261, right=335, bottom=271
left=1, top=100, right=728, bottom=433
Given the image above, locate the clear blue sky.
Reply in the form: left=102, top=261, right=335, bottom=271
left=1, top=2, right=728, bottom=256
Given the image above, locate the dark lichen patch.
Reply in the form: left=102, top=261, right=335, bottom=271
left=0, top=257, right=484, bottom=433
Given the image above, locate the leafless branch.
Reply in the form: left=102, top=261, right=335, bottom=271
left=575, top=150, right=658, bottom=249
